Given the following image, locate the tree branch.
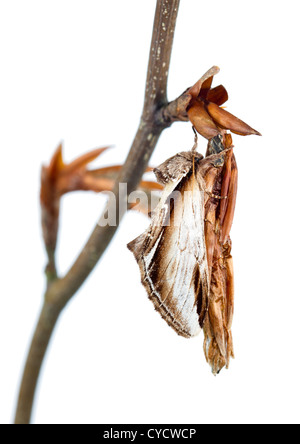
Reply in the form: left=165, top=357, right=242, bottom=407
left=14, top=0, right=181, bottom=424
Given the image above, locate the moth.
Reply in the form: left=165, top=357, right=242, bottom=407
left=128, top=133, right=236, bottom=374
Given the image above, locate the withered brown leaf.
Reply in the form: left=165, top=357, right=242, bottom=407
left=186, top=66, right=261, bottom=139
left=41, top=144, right=161, bottom=257
left=202, top=135, right=237, bottom=374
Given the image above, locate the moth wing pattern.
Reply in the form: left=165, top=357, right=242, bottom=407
left=128, top=152, right=210, bottom=338
left=153, top=151, right=200, bottom=185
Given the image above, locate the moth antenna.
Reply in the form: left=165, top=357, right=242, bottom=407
left=191, top=126, right=198, bottom=178
left=192, top=153, right=195, bottom=177
left=191, top=126, right=198, bottom=153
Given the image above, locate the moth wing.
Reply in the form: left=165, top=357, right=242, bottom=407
left=128, top=152, right=193, bottom=259
left=128, top=166, right=210, bottom=338
left=128, top=176, right=184, bottom=258
left=153, top=151, right=202, bottom=185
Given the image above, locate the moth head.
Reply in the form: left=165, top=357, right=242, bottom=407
left=154, top=151, right=203, bottom=185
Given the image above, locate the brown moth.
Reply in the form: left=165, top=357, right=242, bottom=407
left=128, top=133, right=237, bottom=373
left=128, top=149, right=210, bottom=338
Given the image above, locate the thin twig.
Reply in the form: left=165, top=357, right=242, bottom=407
left=14, top=0, right=181, bottom=424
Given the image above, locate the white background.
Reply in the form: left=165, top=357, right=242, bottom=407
left=0, top=0, right=299, bottom=424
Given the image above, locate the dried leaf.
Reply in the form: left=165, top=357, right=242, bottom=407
left=206, top=85, right=228, bottom=106
left=188, top=66, right=220, bottom=98
left=186, top=67, right=261, bottom=140
left=41, top=143, right=160, bottom=257
left=63, top=147, right=111, bottom=176
left=187, top=100, right=220, bottom=139
left=206, top=102, right=261, bottom=136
